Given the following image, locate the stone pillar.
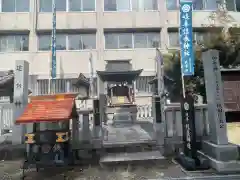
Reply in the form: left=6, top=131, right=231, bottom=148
left=12, top=60, right=29, bottom=144
left=152, top=95, right=165, bottom=146
left=200, top=50, right=240, bottom=172
left=202, top=50, right=228, bottom=145
left=71, top=116, right=79, bottom=149
left=82, top=113, right=90, bottom=142
left=97, top=77, right=104, bottom=96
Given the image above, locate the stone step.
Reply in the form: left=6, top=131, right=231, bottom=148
left=100, top=150, right=166, bottom=163
left=103, top=139, right=157, bottom=148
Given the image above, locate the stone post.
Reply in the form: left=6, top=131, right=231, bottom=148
left=12, top=60, right=29, bottom=144
left=200, top=50, right=240, bottom=172
left=82, top=113, right=90, bottom=141
left=202, top=50, right=228, bottom=145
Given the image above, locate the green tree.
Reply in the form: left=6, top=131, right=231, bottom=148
left=163, top=32, right=240, bottom=102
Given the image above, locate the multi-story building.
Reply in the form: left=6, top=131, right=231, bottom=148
left=0, top=0, right=239, bottom=96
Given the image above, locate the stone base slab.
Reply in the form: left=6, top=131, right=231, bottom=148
left=202, top=140, right=239, bottom=162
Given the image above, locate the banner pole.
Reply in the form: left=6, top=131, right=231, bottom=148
left=181, top=69, right=186, bottom=98
left=51, top=0, right=57, bottom=94
left=179, top=1, right=186, bottom=98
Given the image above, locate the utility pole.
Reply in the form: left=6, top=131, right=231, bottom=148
left=49, top=0, right=57, bottom=94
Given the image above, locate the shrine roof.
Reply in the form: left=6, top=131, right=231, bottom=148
left=15, top=93, right=78, bottom=124
left=73, top=73, right=90, bottom=87
left=0, top=71, right=14, bottom=87
left=148, top=75, right=174, bottom=84
left=0, top=70, right=32, bottom=94
left=221, top=68, right=240, bottom=73
left=97, top=69, right=143, bottom=82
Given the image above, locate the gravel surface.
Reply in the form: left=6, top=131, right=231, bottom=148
left=0, top=159, right=188, bottom=180
left=0, top=122, right=238, bottom=179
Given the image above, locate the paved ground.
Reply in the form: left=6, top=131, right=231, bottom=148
left=0, top=122, right=238, bottom=179
left=1, top=159, right=240, bottom=180
left=227, top=122, right=240, bottom=145
left=0, top=159, right=189, bottom=180
left=103, top=122, right=154, bottom=143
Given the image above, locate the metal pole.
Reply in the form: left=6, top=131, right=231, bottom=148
left=156, top=48, right=164, bottom=96
left=181, top=68, right=186, bottom=98
left=50, top=0, right=57, bottom=94
left=89, top=50, right=94, bottom=97
left=179, top=0, right=185, bottom=98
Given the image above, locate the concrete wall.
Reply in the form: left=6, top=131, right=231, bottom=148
left=0, top=0, right=240, bottom=77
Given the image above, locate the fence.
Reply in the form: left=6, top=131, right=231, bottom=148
left=33, top=76, right=154, bottom=96
left=76, top=100, right=209, bottom=139
left=0, top=103, right=14, bottom=134
left=164, top=104, right=209, bottom=139
left=0, top=100, right=209, bottom=143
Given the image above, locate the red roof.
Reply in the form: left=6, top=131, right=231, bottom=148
left=15, top=93, right=77, bottom=124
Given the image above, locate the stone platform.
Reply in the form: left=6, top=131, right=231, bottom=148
left=102, top=121, right=155, bottom=146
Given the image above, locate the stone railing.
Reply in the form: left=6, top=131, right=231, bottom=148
left=75, top=100, right=210, bottom=139
left=164, top=104, right=209, bottom=139
left=0, top=99, right=209, bottom=142
left=137, top=105, right=153, bottom=120
left=75, top=100, right=154, bottom=120
left=0, top=103, right=14, bottom=134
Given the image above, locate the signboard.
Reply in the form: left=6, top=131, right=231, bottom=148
left=117, top=96, right=125, bottom=104
left=181, top=94, right=197, bottom=159
left=179, top=0, right=194, bottom=76
left=223, top=78, right=240, bottom=112
left=51, top=0, right=56, bottom=79
left=202, top=50, right=228, bottom=145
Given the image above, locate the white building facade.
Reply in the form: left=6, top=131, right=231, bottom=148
left=0, top=0, right=239, bottom=95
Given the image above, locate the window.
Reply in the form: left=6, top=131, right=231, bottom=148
left=0, top=35, right=29, bottom=52
left=132, top=0, right=158, bottom=11
left=236, top=0, right=240, bottom=11
left=82, top=34, right=96, bottom=49
left=40, top=0, right=66, bottom=12
left=204, top=0, right=219, bottom=10
left=192, top=0, right=203, bottom=10
left=69, top=0, right=81, bottom=11
left=38, top=34, right=66, bottom=50
left=166, top=0, right=178, bottom=10
left=56, top=35, right=67, bottom=50
left=168, top=31, right=211, bottom=47
left=167, top=0, right=223, bottom=11
left=134, top=33, right=148, bottom=48
left=68, top=35, right=81, bottom=50
left=38, top=35, right=51, bottom=51
left=82, top=0, right=95, bottom=11
left=105, top=34, right=118, bottom=49
left=2, top=0, right=29, bottom=12
left=68, top=34, right=96, bottom=50
left=105, top=32, right=160, bottom=49
left=105, top=33, right=132, bottom=49
left=38, top=33, right=96, bottom=51
left=40, top=0, right=95, bottom=12
left=168, top=32, right=179, bottom=47
left=134, top=32, right=160, bottom=48
left=69, top=0, right=95, bottom=11
left=104, top=0, right=157, bottom=11
left=147, top=33, right=160, bottom=48
left=136, top=76, right=154, bottom=93
left=226, top=0, right=235, bottom=11
left=117, top=0, right=131, bottom=11
left=119, top=33, right=132, bottom=48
